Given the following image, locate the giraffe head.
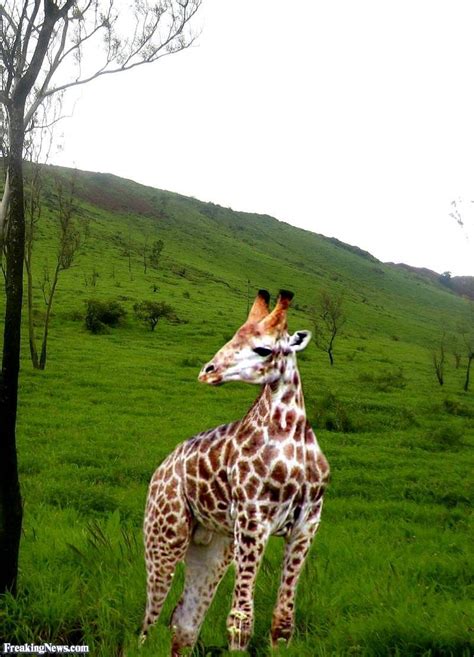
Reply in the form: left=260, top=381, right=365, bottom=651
left=198, top=289, right=312, bottom=386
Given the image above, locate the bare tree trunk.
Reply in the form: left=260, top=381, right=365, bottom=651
left=464, top=354, right=473, bottom=392
left=328, top=348, right=334, bottom=366
left=328, top=332, right=336, bottom=366
left=25, top=206, right=40, bottom=369
left=39, top=265, right=60, bottom=370
left=433, top=344, right=445, bottom=386
left=143, top=235, right=148, bottom=275
left=25, top=255, right=40, bottom=369
left=0, top=102, right=25, bottom=595
left=0, top=0, right=202, bottom=597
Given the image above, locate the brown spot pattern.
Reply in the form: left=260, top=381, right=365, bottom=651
left=142, top=315, right=329, bottom=655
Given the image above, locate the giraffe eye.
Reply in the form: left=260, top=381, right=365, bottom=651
left=253, top=347, right=272, bottom=358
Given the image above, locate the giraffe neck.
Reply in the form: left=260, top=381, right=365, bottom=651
left=270, top=353, right=305, bottom=411
left=243, top=354, right=306, bottom=436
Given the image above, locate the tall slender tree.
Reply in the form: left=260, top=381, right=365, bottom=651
left=25, top=170, right=82, bottom=370
left=312, top=290, right=346, bottom=366
left=460, top=327, right=474, bottom=393
left=432, top=332, right=446, bottom=386
left=0, top=0, right=201, bottom=595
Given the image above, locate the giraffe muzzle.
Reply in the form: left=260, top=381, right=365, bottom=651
left=198, top=362, right=223, bottom=385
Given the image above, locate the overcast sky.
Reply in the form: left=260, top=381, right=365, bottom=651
left=54, top=0, right=474, bottom=276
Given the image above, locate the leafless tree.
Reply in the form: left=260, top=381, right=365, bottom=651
left=23, top=107, right=76, bottom=370
left=83, top=265, right=99, bottom=287
left=459, top=325, right=474, bottom=393
left=24, top=154, right=43, bottom=369
left=464, top=345, right=474, bottom=393
left=0, top=0, right=201, bottom=595
left=432, top=333, right=446, bottom=386
left=142, top=232, right=149, bottom=274
left=27, top=171, right=81, bottom=369
left=126, top=224, right=133, bottom=279
left=451, top=335, right=462, bottom=369
left=312, top=290, right=346, bottom=366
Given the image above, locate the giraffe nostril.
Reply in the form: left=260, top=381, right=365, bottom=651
left=205, top=364, right=215, bottom=374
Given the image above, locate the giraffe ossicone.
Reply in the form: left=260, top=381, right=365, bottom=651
left=141, top=289, right=330, bottom=655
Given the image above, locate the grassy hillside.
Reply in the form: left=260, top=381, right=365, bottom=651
left=0, top=165, right=473, bottom=656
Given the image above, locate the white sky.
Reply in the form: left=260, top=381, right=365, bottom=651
left=54, top=0, right=474, bottom=276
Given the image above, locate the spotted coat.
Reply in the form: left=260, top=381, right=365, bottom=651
left=141, top=290, right=330, bottom=655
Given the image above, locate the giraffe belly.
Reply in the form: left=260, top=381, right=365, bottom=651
left=183, top=459, right=235, bottom=536
left=187, top=487, right=300, bottom=538
left=188, top=502, right=235, bottom=536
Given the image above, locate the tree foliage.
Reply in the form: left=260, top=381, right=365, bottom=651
left=85, top=298, right=126, bottom=334
left=133, top=299, right=175, bottom=331
left=149, top=238, right=164, bottom=270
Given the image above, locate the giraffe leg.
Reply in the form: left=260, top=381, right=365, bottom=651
left=170, top=528, right=234, bottom=656
left=140, top=480, right=192, bottom=643
left=271, top=500, right=323, bottom=646
left=227, top=515, right=270, bottom=652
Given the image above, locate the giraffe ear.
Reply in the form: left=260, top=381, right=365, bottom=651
left=289, top=330, right=312, bottom=352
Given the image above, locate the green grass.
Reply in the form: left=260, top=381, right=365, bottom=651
left=0, top=166, right=473, bottom=656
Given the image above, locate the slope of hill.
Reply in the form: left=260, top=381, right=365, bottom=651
left=0, top=165, right=473, bottom=657
left=36, top=165, right=472, bottom=342
left=386, top=261, right=474, bottom=301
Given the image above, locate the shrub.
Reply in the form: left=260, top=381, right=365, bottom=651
left=443, top=398, right=474, bottom=418
left=133, top=300, right=176, bottom=331
left=312, top=392, right=354, bottom=433
left=359, top=367, right=407, bottom=392
left=424, top=425, right=464, bottom=451
left=85, top=299, right=126, bottom=334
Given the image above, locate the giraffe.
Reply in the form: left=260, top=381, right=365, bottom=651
left=141, top=289, right=330, bottom=655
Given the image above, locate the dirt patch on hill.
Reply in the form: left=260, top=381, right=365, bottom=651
left=75, top=171, right=159, bottom=217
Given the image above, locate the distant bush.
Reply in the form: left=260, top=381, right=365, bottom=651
left=359, top=367, right=407, bottom=392
left=85, top=299, right=126, bottom=334
left=64, top=309, right=83, bottom=322
left=424, top=425, right=464, bottom=451
left=443, top=398, right=474, bottom=418
left=172, top=265, right=189, bottom=278
left=354, top=402, right=418, bottom=433
left=133, top=300, right=176, bottom=331
left=312, top=393, right=354, bottom=433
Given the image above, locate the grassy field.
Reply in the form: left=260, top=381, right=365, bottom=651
left=0, top=167, right=473, bottom=656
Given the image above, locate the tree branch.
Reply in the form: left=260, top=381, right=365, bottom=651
left=12, top=0, right=75, bottom=104
left=19, top=0, right=42, bottom=74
